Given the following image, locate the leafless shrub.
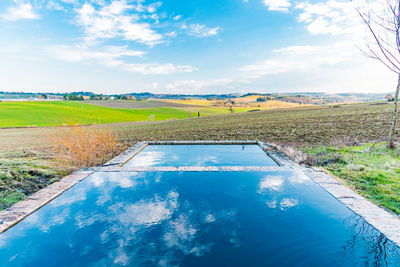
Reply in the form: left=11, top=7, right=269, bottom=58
left=54, top=125, right=125, bottom=170
left=271, top=142, right=309, bottom=163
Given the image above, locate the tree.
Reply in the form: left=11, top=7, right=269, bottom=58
left=63, top=93, right=83, bottom=101
left=386, top=93, right=395, bottom=101
left=356, top=0, right=400, bottom=148
left=90, top=94, right=103, bottom=100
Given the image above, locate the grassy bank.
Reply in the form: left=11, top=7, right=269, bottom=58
left=0, top=150, right=63, bottom=210
left=301, top=144, right=400, bottom=214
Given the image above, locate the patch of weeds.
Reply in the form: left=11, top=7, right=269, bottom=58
left=0, top=152, right=62, bottom=211
left=0, top=191, right=26, bottom=210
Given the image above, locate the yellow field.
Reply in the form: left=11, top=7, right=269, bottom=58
left=161, top=96, right=307, bottom=110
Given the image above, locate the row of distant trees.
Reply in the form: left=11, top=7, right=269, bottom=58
left=62, top=94, right=131, bottom=101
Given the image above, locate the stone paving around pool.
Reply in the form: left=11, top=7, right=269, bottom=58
left=0, top=141, right=399, bottom=248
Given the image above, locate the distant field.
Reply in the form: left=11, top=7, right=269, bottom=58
left=0, top=100, right=262, bottom=128
left=84, top=100, right=203, bottom=109
left=0, top=101, right=194, bottom=127
left=85, top=99, right=268, bottom=115
left=163, top=98, right=306, bottom=108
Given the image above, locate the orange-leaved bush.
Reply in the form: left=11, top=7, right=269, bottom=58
left=54, top=125, right=124, bottom=169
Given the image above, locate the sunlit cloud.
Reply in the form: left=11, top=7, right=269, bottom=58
left=75, top=0, right=163, bottom=45
left=295, top=0, right=362, bottom=36
left=185, top=23, right=221, bottom=37
left=258, top=175, right=284, bottom=192
left=118, top=190, right=179, bottom=227
left=49, top=44, right=195, bottom=75
left=263, top=0, right=291, bottom=12
left=1, top=2, right=39, bottom=21
left=166, top=79, right=233, bottom=92
left=240, top=42, right=361, bottom=79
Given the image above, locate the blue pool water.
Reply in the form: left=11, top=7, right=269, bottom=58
left=123, top=145, right=278, bottom=167
left=0, top=171, right=399, bottom=266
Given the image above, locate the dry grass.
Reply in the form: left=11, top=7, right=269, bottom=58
left=54, top=125, right=125, bottom=170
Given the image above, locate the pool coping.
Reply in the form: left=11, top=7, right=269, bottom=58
left=0, top=141, right=399, bottom=248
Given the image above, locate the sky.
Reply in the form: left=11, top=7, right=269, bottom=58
left=0, top=0, right=396, bottom=94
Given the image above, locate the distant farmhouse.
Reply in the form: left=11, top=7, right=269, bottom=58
left=125, top=95, right=135, bottom=100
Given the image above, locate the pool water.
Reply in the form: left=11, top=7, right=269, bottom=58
left=0, top=171, right=399, bottom=266
left=123, top=145, right=278, bottom=167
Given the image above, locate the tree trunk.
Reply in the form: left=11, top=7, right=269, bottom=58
left=388, top=73, right=400, bottom=149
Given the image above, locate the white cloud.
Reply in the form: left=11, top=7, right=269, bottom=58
left=241, top=60, right=298, bottom=78
left=47, top=1, right=65, bottom=11
left=263, top=0, right=291, bottom=12
left=123, top=63, right=195, bottom=75
left=50, top=44, right=145, bottom=65
left=165, top=31, right=177, bottom=37
left=173, top=15, right=182, bottom=20
left=186, top=23, right=221, bottom=37
left=241, top=41, right=356, bottom=78
left=60, top=0, right=78, bottom=3
left=119, top=190, right=178, bottom=227
left=49, top=44, right=195, bottom=75
left=272, top=45, right=324, bottom=55
left=1, top=2, right=39, bottom=21
left=258, top=175, right=284, bottom=192
left=146, top=1, right=162, bottom=13
left=295, top=0, right=361, bottom=36
left=166, top=79, right=232, bottom=91
left=238, top=38, right=395, bottom=93
left=75, top=1, right=163, bottom=45
left=279, top=198, right=298, bottom=209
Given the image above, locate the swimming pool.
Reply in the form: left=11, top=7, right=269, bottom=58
left=0, top=144, right=399, bottom=266
left=123, top=144, right=278, bottom=167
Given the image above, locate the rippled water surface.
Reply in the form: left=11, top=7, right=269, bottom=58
left=124, top=145, right=278, bottom=167
left=0, top=171, right=399, bottom=266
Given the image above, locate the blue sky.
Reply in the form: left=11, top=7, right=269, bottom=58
left=0, top=0, right=395, bottom=94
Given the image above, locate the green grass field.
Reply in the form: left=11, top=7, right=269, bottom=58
left=0, top=101, right=275, bottom=128
left=0, top=101, right=195, bottom=127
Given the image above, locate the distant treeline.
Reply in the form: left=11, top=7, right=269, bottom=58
left=0, top=90, right=391, bottom=103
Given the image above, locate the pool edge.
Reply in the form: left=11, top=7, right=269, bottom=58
left=0, top=170, right=93, bottom=234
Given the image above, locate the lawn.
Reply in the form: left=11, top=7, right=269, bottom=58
left=0, top=101, right=195, bottom=127
left=0, top=101, right=262, bottom=128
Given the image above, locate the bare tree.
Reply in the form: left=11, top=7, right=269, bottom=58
left=356, top=0, right=400, bottom=148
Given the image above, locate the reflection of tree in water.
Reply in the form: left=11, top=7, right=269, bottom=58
left=341, top=213, right=400, bottom=266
